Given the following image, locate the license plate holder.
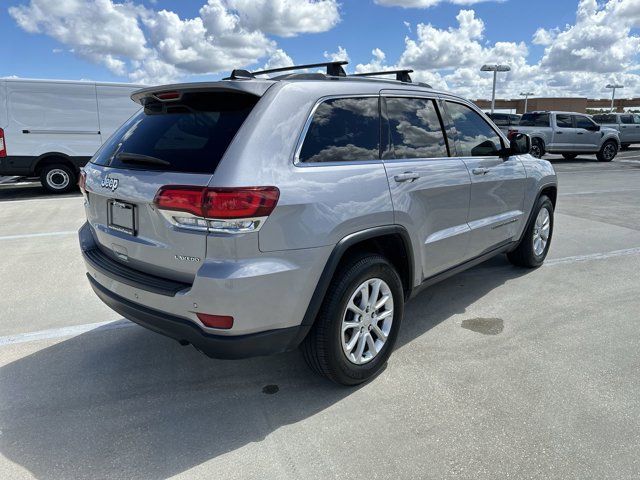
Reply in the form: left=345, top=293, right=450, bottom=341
left=108, top=200, right=136, bottom=236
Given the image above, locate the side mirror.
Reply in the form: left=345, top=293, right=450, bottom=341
left=588, top=125, right=601, bottom=132
left=508, top=133, right=531, bottom=156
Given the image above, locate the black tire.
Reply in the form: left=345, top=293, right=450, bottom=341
left=562, top=153, right=577, bottom=160
left=530, top=138, right=545, bottom=158
left=40, top=163, right=76, bottom=193
left=596, top=140, right=618, bottom=162
left=302, top=254, right=404, bottom=385
left=507, top=195, right=554, bottom=268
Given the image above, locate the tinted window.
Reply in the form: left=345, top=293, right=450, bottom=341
left=575, top=116, right=595, bottom=129
left=385, top=97, right=448, bottom=159
left=509, top=114, right=521, bottom=124
left=92, top=92, right=258, bottom=173
left=556, top=114, right=573, bottom=128
left=490, top=114, right=509, bottom=126
left=446, top=102, right=502, bottom=157
left=635, top=115, right=640, bottom=124
left=593, top=114, right=617, bottom=124
left=299, top=97, right=379, bottom=163
left=620, top=114, right=634, bottom=124
left=520, top=113, right=549, bottom=127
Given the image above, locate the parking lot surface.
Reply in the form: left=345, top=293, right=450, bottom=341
left=1, top=152, right=639, bottom=479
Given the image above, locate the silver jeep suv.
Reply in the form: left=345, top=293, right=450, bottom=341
left=79, top=61, right=557, bottom=385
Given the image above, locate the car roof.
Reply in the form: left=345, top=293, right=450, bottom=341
left=131, top=74, right=456, bottom=105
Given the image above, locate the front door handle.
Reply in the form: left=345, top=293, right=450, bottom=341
left=577, top=132, right=584, bottom=135
left=394, top=172, right=420, bottom=183
left=472, top=167, right=490, bottom=175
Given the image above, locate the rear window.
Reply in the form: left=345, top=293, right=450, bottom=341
left=490, top=114, right=509, bottom=126
left=298, top=97, right=380, bottom=163
left=519, top=113, right=549, bottom=127
left=92, top=92, right=258, bottom=174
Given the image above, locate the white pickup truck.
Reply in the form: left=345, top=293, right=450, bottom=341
left=508, top=111, right=620, bottom=161
left=592, top=113, right=640, bottom=150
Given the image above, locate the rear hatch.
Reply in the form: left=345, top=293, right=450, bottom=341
left=83, top=86, right=263, bottom=283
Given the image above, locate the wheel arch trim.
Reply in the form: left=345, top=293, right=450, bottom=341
left=300, top=225, right=414, bottom=326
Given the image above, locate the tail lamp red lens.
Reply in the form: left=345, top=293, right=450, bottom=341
left=155, top=91, right=181, bottom=100
left=195, top=313, right=234, bottom=329
left=154, top=186, right=280, bottom=219
left=0, top=128, right=6, bottom=158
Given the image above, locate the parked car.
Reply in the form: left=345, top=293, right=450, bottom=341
left=0, top=78, right=143, bottom=192
left=486, top=112, right=521, bottom=134
left=592, top=112, right=640, bottom=149
left=509, top=111, right=620, bottom=161
left=79, top=62, right=557, bottom=385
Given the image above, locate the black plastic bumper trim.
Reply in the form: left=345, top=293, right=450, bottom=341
left=87, top=274, right=310, bottom=359
left=82, top=246, right=191, bottom=296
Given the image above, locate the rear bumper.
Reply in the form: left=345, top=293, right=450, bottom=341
left=88, top=274, right=310, bottom=359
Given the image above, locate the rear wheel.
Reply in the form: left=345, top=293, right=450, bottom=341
left=597, top=140, right=618, bottom=162
left=302, top=254, right=404, bottom=385
left=507, top=195, right=554, bottom=268
left=40, top=163, right=76, bottom=193
left=562, top=153, right=577, bottom=160
left=530, top=138, right=545, bottom=158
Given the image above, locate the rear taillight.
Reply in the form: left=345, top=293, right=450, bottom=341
left=154, top=186, right=280, bottom=233
left=0, top=128, right=6, bottom=158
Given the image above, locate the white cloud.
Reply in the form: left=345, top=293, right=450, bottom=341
left=8, top=0, right=330, bottom=84
left=374, top=0, right=502, bottom=8
left=225, top=0, right=340, bottom=37
left=324, top=46, right=350, bottom=63
left=262, top=49, right=295, bottom=70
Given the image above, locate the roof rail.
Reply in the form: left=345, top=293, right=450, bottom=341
left=226, top=61, right=348, bottom=80
left=352, top=69, right=414, bottom=83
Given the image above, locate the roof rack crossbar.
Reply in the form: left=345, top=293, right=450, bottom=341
left=249, top=61, right=348, bottom=78
left=352, top=69, right=414, bottom=83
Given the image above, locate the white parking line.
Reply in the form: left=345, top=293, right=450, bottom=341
left=0, top=230, right=77, bottom=241
left=1, top=245, right=639, bottom=348
left=544, top=247, right=640, bottom=266
left=561, top=187, right=640, bottom=196
left=0, top=320, right=136, bottom=347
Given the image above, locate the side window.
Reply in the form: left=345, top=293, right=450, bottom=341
left=491, top=114, right=509, bottom=127
left=556, top=114, right=573, bottom=128
left=385, top=97, right=448, bottom=159
left=298, top=97, right=379, bottom=163
left=446, top=101, right=502, bottom=157
left=620, top=114, right=634, bottom=125
left=635, top=115, right=640, bottom=125
left=574, top=116, right=595, bottom=129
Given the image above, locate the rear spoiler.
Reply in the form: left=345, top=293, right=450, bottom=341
left=131, top=80, right=274, bottom=105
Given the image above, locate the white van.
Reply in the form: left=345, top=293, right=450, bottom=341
left=0, top=78, right=143, bottom=192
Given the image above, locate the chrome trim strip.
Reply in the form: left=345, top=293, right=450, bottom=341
left=425, top=223, right=471, bottom=244
left=468, top=210, right=523, bottom=232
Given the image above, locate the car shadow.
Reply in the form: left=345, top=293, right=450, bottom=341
left=0, top=255, right=529, bottom=479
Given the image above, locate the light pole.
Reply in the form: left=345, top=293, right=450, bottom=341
left=520, top=92, right=535, bottom=113
left=481, top=64, right=511, bottom=114
left=606, top=84, right=623, bottom=112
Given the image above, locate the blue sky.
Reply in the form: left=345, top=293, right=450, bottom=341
left=3, top=1, right=639, bottom=99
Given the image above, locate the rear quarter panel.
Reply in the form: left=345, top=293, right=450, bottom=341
left=211, top=82, right=395, bottom=252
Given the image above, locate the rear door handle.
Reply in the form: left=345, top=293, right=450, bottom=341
left=556, top=131, right=563, bottom=134
left=577, top=132, right=584, bottom=135
left=472, top=167, right=490, bottom=175
left=394, top=172, right=420, bottom=183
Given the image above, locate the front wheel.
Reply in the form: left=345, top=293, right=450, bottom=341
left=507, top=195, right=554, bottom=268
left=302, top=254, right=404, bottom=385
left=40, top=163, right=76, bottom=193
left=530, top=138, right=545, bottom=158
left=597, top=140, right=618, bottom=162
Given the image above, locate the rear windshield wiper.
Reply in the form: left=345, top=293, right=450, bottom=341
left=115, top=152, right=170, bottom=166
